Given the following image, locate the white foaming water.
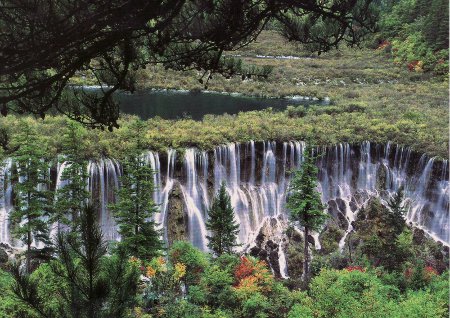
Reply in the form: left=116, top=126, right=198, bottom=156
left=180, top=149, right=209, bottom=250
left=88, top=159, right=122, bottom=242
left=145, top=149, right=177, bottom=244
left=0, top=159, right=13, bottom=245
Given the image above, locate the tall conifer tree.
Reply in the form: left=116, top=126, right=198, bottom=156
left=10, top=122, right=53, bottom=272
left=110, top=121, right=162, bottom=260
left=54, top=120, right=90, bottom=228
left=387, top=187, right=407, bottom=236
left=206, top=182, right=240, bottom=256
left=286, top=144, right=327, bottom=282
left=12, top=205, right=139, bottom=318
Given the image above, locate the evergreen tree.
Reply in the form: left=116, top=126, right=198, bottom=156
left=10, top=122, right=53, bottom=272
left=206, top=182, right=240, bottom=256
left=11, top=204, right=139, bottom=318
left=423, top=0, right=449, bottom=50
left=354, top=197, right=408, bottom=271
left=387, top=187, right=407, bottom=236
left=286, top=144, right=327, bottom=282
left=54, top=120, right=90, bottom=228
left=110, top=121, right=162, bottom=260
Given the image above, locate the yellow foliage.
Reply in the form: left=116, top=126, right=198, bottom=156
left=146, top=266, right=156, bottom=278
left=174, top=262, right=187, bottom=280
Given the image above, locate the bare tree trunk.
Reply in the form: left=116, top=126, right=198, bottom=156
left=27, top=232, right=31, bottom=273
left=304, top=226, right=309, bottom=284
left=348, top=232, right=353, bottom=264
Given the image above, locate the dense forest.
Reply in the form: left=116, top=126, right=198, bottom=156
left=0, top=0, right=448, bottom=317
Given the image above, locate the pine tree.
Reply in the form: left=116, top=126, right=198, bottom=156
left=10, top=122, right=53, bottom=272
left=54, top=120, right=90, bottom=228
left=110, top=121, right=162, bottom=260
left=354, top=197, right=408, bottom=271
left=286, top=144, right=327, bottom=282
left=423, top=0, right=449, bottom=50
left=387, top=187, right=407, bottom=236
left=11, top=205, right=140, bottom=318
left=206, top=182, right=240, bottom=256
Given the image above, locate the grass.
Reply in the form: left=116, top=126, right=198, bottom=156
left=4, top=31, right=447, bottom=159
left=131, top=31, right=448, bottom=157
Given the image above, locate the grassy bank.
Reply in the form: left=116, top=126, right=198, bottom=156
left=0, top=103, right=447, bottom=161
left=132, top=31, right=447, bottom=157
left=3, top=31, right=448, bottom=159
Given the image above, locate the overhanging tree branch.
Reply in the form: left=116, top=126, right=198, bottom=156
left=0, top=0, right=378, bottom=128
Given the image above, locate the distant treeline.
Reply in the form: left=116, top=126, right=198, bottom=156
left=375, top=0, right=448, bottom=74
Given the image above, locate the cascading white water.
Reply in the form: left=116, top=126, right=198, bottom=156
left=51, top=160, right=71, bottom=238
left=210, top=141, right=306, bottom=277
left=88, top=159, right=121, bottom=242
left=318, top=142, right=449, bottom=248
left=181, top=149, right=209, bottom=250
left=145, top=149, right=177, bottom=245
left=0, top=159, right=13, bottom=245
left=0, top=141, right=448, bottom=275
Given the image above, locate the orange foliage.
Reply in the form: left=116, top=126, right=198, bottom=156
left=345, top=266, right=366, bottom=272
left=146, top=266, right=156, bottom=278
left=233, top=256, right=274, bottom=294
left=234, top=256, right=256, bottom=281
left=407, top=60, right=423, bottom=72
left=377, top=40, right=391, bottom=50
left=424, top=266, right=438, bottom=281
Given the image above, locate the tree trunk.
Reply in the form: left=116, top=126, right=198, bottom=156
left=347, top=232, right=353, bottom=264
left=304, top=226, right=309, bottom=284
left=27, top=232, right=31, bottom=273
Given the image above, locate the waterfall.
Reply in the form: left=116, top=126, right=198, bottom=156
left=0, top=141, right=448, bottom=272
left=51, top=161, right=70, bottom=238
left=88, top=159, right=121, bottom=242
left=145, top=149, right=177, bottom=244
left=181, top=149, right=209, bottom=250
left=0, top=159, right=12, bottom=245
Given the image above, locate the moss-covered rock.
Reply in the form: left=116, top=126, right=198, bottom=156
left=285, top=227, right=305, bottom=282
left=167, top=183, right=188, bottom=246
left=319, top=223, right=345, bottom=255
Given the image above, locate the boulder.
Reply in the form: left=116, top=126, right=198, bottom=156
left=0, top=248, right=8, bottom=264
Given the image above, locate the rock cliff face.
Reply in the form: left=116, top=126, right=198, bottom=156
left=0, top=141, right=448, bottom=274
left=167, top=182, right=188, bottom=246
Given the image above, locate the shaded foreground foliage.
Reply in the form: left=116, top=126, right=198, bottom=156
left=9, top=205, right=139, bottom=318
left=0, top=0, right=377, bottom=128
left=1, top=236, right=448, bottom=317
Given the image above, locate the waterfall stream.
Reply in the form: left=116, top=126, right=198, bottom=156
left=0, top=141, right=448, bottom=275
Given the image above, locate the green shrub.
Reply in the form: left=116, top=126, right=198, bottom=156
left=169, top=241, right=209, bottom=287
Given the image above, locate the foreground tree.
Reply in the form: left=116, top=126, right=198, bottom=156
left=110, top=121, right=162, bottom=260
left=0, top=0, right=378, bottom=128
left=11, top=205, right=139, bottom=318
left=10, top=123, right=53, bottom=272
left=206, top=182, right=240, bottom=256
left=286, top=144, right=327, bottom=282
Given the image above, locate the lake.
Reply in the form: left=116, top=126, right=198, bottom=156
left=116, top=89, right=328, bottom=120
